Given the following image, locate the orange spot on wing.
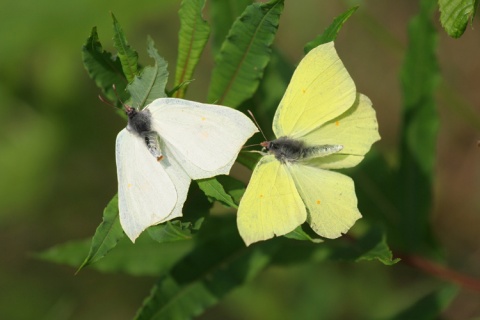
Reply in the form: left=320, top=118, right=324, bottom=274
left=259, top=194, right=264, bottom=198
left=316, top=200, right=321, bottom=205
left=302, top=89, right=306, bottom=94
left=157, top=155, right=164, bottom=161
left=335, top=121, right=340, bottom=126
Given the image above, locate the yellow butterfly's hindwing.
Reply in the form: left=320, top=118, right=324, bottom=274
left=289, top=164, right=361, bottom=239
left=237, top=156, right=307, bottom=246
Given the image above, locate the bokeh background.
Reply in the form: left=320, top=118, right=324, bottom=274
left=1, top=0, right=480, bottom=319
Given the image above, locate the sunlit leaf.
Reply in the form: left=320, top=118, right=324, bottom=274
left=112, top=13, right=139, bottom=82
left=304, top=6, right=359, bottom=53
left=207, top=0, right=284, bottom=108
left=76, top=195, right=125, bottom=273
left=439, top=0, right=478, bottom=38
left=173, top=0, right=210, bottom=98
left=127, top=37, right=169, bottom=108
left=197, top=177, right=238, bottom=208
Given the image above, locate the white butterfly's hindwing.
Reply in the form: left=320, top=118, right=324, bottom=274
left=147, top=98, right=258, bottom=179
left=116, top=129, right=178, bottom=242
left=237, top=156, right=307, bottom=246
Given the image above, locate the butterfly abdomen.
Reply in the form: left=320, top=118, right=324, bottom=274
left=266, top=136, right=343, bottom=163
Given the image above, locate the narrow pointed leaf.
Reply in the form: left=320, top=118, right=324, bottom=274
left=284, top=225, right=323, bottom=243
left=112, top=13, right=139, bottom=82
left=76, top=195, right=125, bottom=272
left=439, top=0, right=478, bottom=38
left=173, top=0, right=210, bottom=98
left=197, top=177, right=238, bottom=208
left=398, top=0, right=440, bottom=254
left=210, top=0, right=253, bottom=55
left=135, top=217, right=280, bottom=319
left=127, top=37, right=169, bottom=108
left=81, top=27, right=128, bottom=103
left=304, top=6, right=359, bottom=53
left=207, top=0, right=284, bottom=108
left=37, top=237, right=193, bottom=276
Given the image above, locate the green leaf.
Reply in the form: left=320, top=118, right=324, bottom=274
left=398, top=0, right=440, bottom=254
left=207, top=0, right=284, bottom=108
left=81, top=27, right=128, bottom=104
left=391, top=286, right=458, bottom=319
left=111, top=13, right=139, bottom=82
left=354, top=228, right=400, bottom=265
left=236, top=151, right=262, bottom=171
left=271, top=226, right=398, bottom=266
left=76, top=194, right=125, bottom=273
left=284, top=225, right=323, bottom=243
left=135, top=216, right=280, bottom=319
left=304, top=6, right=359, bottom=53
left=127, top=37, right=169, bottom=108
left=148, top=182, right=211, bottom=243
left=148, top=219, right=205, bottom=243
left=210, top=0, right=253, bottom=55
left=197, top=177, right=238, bottom=208
left=439, top=0, right=478, bottom=38
left=173, top=0, right=211, bottom=98
left=37, top=237, right=193, bottom=276
left=327, top=226, right=399, bottom=265
left=216, top=175, right=246, bottom=204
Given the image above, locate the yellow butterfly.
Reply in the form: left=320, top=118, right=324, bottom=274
left=237, top=42, right=380, bottom=246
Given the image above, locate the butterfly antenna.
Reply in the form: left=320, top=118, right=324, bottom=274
left=98, top=94, right=116, bottom=108
left=242, top=143, right=262, bottom=149
left=247, top=110, right=268, bottom=141
left=112, top=84, right=126, bottom=106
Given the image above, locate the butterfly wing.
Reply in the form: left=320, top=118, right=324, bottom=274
left=272, top=42, right=356, bottom=139
left=116, top=129, right=183, bottom=242
left=289, top=164, right=361, bottom=238
left=302, top=93, right=380, bottom=169
left=237, top=156, right=307, bottom=246
left=147, top=98, right=258, bottom=180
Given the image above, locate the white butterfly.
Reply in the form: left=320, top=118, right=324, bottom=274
left=116, top=98, right=258, bottom=242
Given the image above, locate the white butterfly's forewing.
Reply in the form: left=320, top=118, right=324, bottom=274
left=272, top=42, right=356, bottom=139
left=289, top=164, right=361, bottom=238
left=147, top=98, right=258, bottom=179
left=237, top=156, right=306, bottom=246
left=116, top=129, right=178, bottom=242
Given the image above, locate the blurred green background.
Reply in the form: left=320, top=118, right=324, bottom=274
left=1, top=0, right=480, bottom=319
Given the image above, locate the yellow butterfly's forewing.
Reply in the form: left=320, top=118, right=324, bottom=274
left=272, top=42, right=356, bottom=139
left=303, top=93, right=381, bottom=169
left=289, top=164, right=361, bottom=239
left=237, top=156, right=307, bottom=246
